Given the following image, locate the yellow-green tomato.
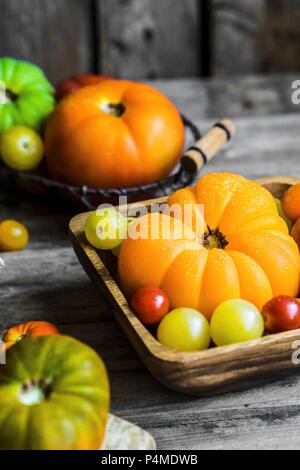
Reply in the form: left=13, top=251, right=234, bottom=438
left=157, top=308, right=211, bottom=352
left=85, top=208, right=128, bottom=250
left=211, top=299, right=264, bottom=347
left=0, top=126, right=44, bottom=171
left=274, top=198, right=292, bottom=232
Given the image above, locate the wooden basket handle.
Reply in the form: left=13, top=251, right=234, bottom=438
left=181, top=118, right=236, bottom=173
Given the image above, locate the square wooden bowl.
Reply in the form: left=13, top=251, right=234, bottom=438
left=69, top=176, right=300, bottom=396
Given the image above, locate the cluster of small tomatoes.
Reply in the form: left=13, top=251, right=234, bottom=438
left=84, top=183, right=300, bottom=352
left=130, top=287, right=300, bottom=352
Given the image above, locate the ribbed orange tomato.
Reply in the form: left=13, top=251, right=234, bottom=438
left=119, top=173, right=300, bottom=319
left=3, top=321, right=59, bottom=349
left=45, top=80, right=184, bottom=189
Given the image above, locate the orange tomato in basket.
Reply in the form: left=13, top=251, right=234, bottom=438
left=3, top=321, right=59, bottom=349
left=45, top=80, right=185, bottom=189
left=119, top=173, right=300, bottom=320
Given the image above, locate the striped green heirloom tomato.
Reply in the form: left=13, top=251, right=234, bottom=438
left=0, top=335, right=110, bottom=450
left=0, top=57, right=55, bottom=133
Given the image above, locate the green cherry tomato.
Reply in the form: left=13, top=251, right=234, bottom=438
left=157, top=308, right=211, bottom=352
left=211, top=299, right=264, bottom=347
left=1, top=126, right=44, bottom=171
left=85, top=208, right=128, bottom=250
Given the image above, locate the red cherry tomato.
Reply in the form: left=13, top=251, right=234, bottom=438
left=131, top=287, right=170, bottom=325
left=56, top=74, right=112, bottom=101
left=55, top=80, right=81, bottom=101
left=72, top=74, right=112, bottom=87
left=262, top=295, right=300, bottom=333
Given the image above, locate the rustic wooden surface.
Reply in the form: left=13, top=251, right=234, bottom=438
left=210, top=0, right=265, bottom=76
left=98, top=0, right=200, bottom=78
left=1, top=0, right=300, bottom=82
left=1, top=74, right=300, bottom=449
left=0, top=0, right=93, bottom=83
left=210, top=0, right=300, bottom=76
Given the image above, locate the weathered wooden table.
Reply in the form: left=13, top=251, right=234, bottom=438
left=1, top=74, right=300, bottom=450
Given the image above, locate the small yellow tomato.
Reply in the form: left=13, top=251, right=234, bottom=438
left=1, top=126, right=44, bottom=171
left=157, top=308, right=211, bottom=352
left=0, top=220, right=29, bottom=252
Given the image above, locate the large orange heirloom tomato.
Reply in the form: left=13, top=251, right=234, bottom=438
left=0, top=335, right=110, bottom=450
left=119, top=173, right=300, bottom=319
left=45, top=80, right=184, bottom=189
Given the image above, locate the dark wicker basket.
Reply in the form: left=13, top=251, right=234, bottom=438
left=2, top=116, right=235, bottom=210
left=1, top=115, right=201, bottom=210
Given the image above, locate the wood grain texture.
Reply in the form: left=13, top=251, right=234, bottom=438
left=0, top=0, right=94, bottom=83
left=1, top=76, right=300, bottom=448
left=147, top=77, right=300, bottom=180
left=261, top=0, right=300, bottom=73
left=210, top=0, right=300, bottom=76
left=210, top=0, right=265, bottom=76
left=109, top=369, right=300, bottom=449
left=98, top=0, right=200, bottom=78
left=149, top=74, right=300, bottom=120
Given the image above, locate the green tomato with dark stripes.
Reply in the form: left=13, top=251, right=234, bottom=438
left=0, top=57, right=55, bottom=133
left=0, top=335, right=110, bottom=450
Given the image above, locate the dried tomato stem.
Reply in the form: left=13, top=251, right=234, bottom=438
left=203, top=226, right=228, bottom=249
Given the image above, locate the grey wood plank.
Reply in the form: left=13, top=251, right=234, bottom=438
left=261, top=0, right=300, bottom=73
left=210, top=0, right=300, bottom=76
left=0, top=247, right=110, bottom=326
left=210, top=0, right=265, bottom=76
left=104, top=367, right=300, bottom=449
left=200, top=113, right=300, bottom=178
left=62, top=322, right=144, bottom=372
left=98, top=0, right=200, bottom=78
left=149, top=74, right=300, bottom=120
left=108, top=369, right=300, bottom=449
left=0, top=0, right=94, bottom=84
